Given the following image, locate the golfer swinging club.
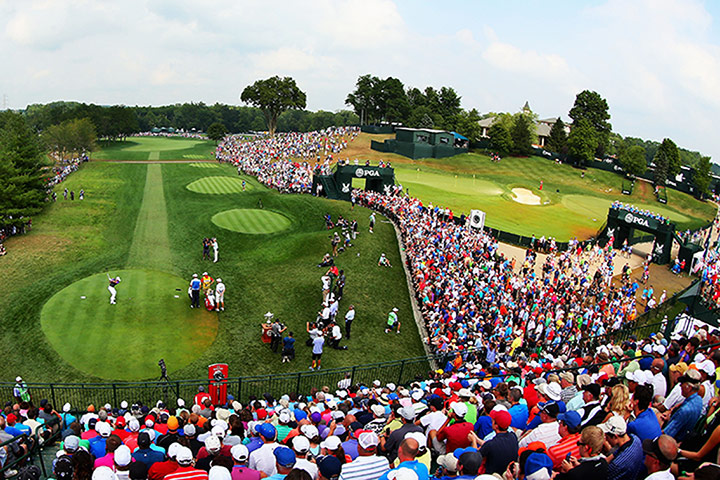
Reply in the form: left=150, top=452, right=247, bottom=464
left=107, top=273, right=121, bottom=305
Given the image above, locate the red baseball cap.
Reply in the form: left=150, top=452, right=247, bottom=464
left=490, top=410, right=512, bottom=430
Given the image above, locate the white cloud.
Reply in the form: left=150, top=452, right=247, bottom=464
left=1, top=0, right=720, bottom=160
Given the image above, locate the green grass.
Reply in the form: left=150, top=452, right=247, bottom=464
left=336, top=134, right=716, bottom=240
left=128, top=164, right=172, bottom=270
left=0, top=161, right=424, bottom=382
left=212, top=209, right=292, bottom=234
left=40, top=269, right=218, bottom=380
left=92, top=137, right=216, bottom=161
left=187, top=176, right=252, bottom=194
left=391, top=154, right=715, bottom=239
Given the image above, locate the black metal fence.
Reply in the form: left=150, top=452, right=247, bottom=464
left=0, top=355, right=438, bottom=409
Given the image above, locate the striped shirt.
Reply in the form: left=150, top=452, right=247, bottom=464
left=518, top=422, right=561, bottom=449
left=547, top=433, right=581, bottom=469
left=164, top=466, right=209, bottom=480
left=339, top=455, right=390, bottom=480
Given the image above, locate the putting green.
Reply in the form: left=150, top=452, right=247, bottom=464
left=187, top=176, right=251, bottom=194
left=40, top=270, right=218, bottom=380
left=212, top=208, right=292, bottom=234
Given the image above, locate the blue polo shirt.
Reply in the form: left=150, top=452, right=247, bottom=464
left=509, top=403, right=529, bottom=430
left=379, top=461, right=429, bottom=480
left=191, top=279, right=201, bottom=290
left=627, top=409, right=661, bottom=441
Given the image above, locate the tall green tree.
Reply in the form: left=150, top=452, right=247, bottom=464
left=0, top=112, right=48, bottom=227
left=455, top=109, right=482, bottom=142
left=207, top=122, right=228, bottom=142
left=569, top=90, right=611, bottom=156
left=376, top=77, right=410, bottom=123
left=241, top=76, right=307, bottom=135
left=546, top=118, right=567, bottom=154
left=346, top=74, right=380, bottom=124
left=653, top=138, right=680, bottom=185
left=510, top=113, right=535, bottom=155
left=693, top=155, right=712, bottom=197
left=567, top=118, right=597, bottom=165
left=619, top=145, right=647, bottom=177
left=489, top=121, right=513, bottom=157
left=42, top=118, right=97, bottom=160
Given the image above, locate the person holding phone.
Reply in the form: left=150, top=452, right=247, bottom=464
left=555, top=426, right=608, bottom=480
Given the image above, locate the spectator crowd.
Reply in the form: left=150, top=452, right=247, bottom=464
left=3, top=327, right=720, bottom=480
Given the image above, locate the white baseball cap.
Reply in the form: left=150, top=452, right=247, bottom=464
left=231, top=444, right=249, bottom=462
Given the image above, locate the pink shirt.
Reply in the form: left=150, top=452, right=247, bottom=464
left=94, top=453, right=115, bottom=469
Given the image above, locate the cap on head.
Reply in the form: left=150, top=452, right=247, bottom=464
left=318, top=456, right=342, bottom=479
left=558, top=411, right=582, bottom=431
left=64, top=435, right=80, bottom=452
left=599, top=415, right=627, bottom=436
left=114, top=445, right=132, bottom=467
left=273, top=447, right=296, bottom=468
left=205, top=434, right=221, bottom=453
left=321, top=435, right=342, bottom=450
left=292, top=435, right=310, bottom=453
left=489, top=410, right=512, bottom=430
left=450, top=402, right=468, bottom=418
left=231, top=444, right=249, bottom=462
left=176, top=446, right=193, bottom=465
left=524, top=453, right=553, bottom=478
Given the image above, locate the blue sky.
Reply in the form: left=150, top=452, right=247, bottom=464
left=1, top=0, right=719, bottom=160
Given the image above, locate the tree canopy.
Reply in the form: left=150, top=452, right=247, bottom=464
left=0, top=112, right=48, bottom=228
left=241, top=76, right=307, bottom=135
left=510, top=113, right=535, bottom=156
left=569, top=90, right=611, bottom=156
left=619, top=145, right=647, bottom=177
left=207, top=122, right=228, bottom=142
left=653, top=138, right=680, bottom=185
left=42, top=118, right=97, bottom=160
left=546, top=118, right=567, bottom=155
left=489, top=121, right=513, bottom=157
left=567, top=118, right=597, bottom=165
left=693, top=156, right=712, bottom=197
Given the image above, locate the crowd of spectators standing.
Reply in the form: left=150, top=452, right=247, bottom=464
left=132, top=132, right=209, bottom=140
left=215, top=128, right=359, bottom=194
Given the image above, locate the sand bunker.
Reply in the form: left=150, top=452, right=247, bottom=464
left=511, top=188, right=542, bottom=205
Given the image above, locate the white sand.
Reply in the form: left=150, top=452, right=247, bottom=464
left=511, top=188, right=542, bottom=205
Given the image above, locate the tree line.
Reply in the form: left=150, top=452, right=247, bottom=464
left=23, top=100, right=359, bottom=138
left=345, top=74, right=482, bottom=142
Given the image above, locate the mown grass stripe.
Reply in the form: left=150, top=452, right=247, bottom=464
left=127, top=165, right=172, bottom=270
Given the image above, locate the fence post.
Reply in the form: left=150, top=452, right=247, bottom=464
left=237, top=378, right=242, bottom=402
left=113, top=384, right=118, bottom=407
left=296, top=372, right=302, bottom=395
left=350, top=366, right=356, bottom=386
left=397, top=360, right=406, bottom=385
left=50, top=384, right=57, bottom=410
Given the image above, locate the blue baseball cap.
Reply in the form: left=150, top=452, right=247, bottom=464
left=525, top=453, right=553, bottom=477
left=257, top=423, right=276, bottom=440
left=558, top=411, right=582, bottom=430
left=274, top=447, right=296, bottom=468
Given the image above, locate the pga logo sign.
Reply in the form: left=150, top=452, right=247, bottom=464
left=624, top=213, right=650, bottom=228
left=355, top=168, right=380, bottom=178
